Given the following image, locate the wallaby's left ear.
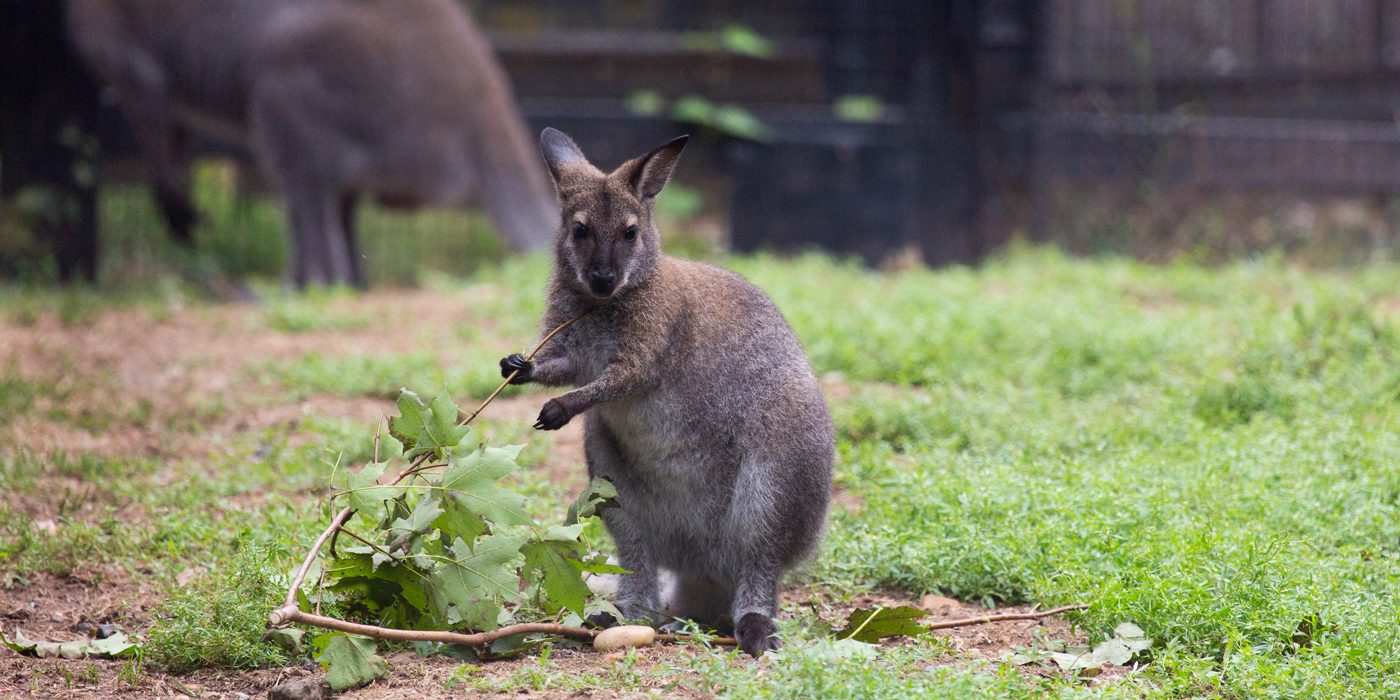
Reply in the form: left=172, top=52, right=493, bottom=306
left=623, top=135, right=688, bottom=202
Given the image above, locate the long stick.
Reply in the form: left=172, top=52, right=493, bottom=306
left=924, top=604, right=1088, bottom=630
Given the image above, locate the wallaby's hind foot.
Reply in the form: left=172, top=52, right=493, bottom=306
left=735, top=612, right=781, bottom=657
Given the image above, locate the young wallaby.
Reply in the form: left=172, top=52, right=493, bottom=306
left=499, top=128, right=834, bottom=656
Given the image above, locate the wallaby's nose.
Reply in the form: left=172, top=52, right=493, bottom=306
left=590, top=270, right=616, bottom=285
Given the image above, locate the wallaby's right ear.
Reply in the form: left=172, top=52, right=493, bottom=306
left=540, top=128, right=587, bottom=184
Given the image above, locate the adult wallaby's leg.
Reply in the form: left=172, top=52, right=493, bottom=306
left=250, top=74, right=358, bottom=287
left=284, top=189, right=331, bottom=286
left=154, top=125, right=197, bottom=245
left=283, top=188, right=356, bottom=287
left=339, top=192, right=365, bottom=288
left=54, top=187, right=99, bottom=282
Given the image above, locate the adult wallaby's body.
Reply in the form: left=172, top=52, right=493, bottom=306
left=500, top=129, right=834, bottom=656
left=66, top=0, right=555, bottom=286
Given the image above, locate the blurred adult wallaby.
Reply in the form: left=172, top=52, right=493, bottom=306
left=499, top=128, right=834, bottom=656
left=66, top=0, right=556, bottom=287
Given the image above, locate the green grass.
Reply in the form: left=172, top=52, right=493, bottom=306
left=143, top=547, right=299, bottom=673
left=5, top=243, right=1400, bottom=696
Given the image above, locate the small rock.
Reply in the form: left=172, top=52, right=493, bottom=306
left=96, top=623, right=119, bottom=639
left=234, top=694, right=252, bottom=700
left=49, top=614, right=64, bottom=623
left=299, top=658, right=319, bottom=671
left=603, top=651, right=625, bottom=662
left=34, top=520, right=58, bottom=536
left=267, top=678, right=328, bottom=700
left=74, top=621, right=94, bottom=636
left=593, top=625, right=656, bottom=652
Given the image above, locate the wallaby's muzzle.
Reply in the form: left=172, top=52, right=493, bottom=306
left=589, top=269, right=618, bottom=297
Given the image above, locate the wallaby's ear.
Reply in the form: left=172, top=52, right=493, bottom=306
left=540, top=128, right=588, bottom=184
left=623, top=135, right=689, bottom=202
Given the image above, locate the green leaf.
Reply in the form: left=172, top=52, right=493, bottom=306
left=388, top=389, right=427, bottom=451
left=316, top=633, right=388, bottom=691
left=433, top=497, right=489, bottom=549
left=342, top=461, right=403, bottom=513
left=521, top=524, right=590, bottom=615
left=261, top=628, right=305, bottom=656
left=572, top=553, right=629, bottom=575
left=438, top=445, right=532, bottom=527
left=331, top=549, right=429, bottom=613
left=410, top=391, right=471, bottom=459
left=564, top=477, right=619, bottom=526
left=834, top=606, right=930, bottom=643
left=426, top=534, right=526, bottom=631
left=386, top=497, right=445, bottom=551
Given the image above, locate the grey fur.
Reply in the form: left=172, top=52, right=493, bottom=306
left=502, top=128, right=834, bottom=656
left=66, top=0, right=556, bottom=287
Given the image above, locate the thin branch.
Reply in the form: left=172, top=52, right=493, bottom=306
left=334, top=527, right=406, bottom=566
left=656, top=632, right=737, bottom=646
left=268, top=606, right=739, bottom=647
left=282, top=506, right=357, bottom=612
left=373, top=417, right=383, bottom=464
left=314, top=568, right=326, bottom=618
left=458, top=311, right=589, bottom=427
left=924, top=604, right=1089, bottom=630
left=269, top=608, right=598, bottom=645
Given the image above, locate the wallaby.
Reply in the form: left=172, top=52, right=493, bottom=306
left=65, top=0, right=556, bottom=287
left=499, top=128, right=834, bottom=656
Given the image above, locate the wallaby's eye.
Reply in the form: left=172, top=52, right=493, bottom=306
left=571, top=222, right=589, bottom=240
left=624, top=226, right=639, bottom=242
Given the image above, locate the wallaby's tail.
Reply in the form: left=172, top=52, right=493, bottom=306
left=464, top=23, right=556, bottom=252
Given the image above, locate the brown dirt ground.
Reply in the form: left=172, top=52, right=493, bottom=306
left=0, top=290, right=1107, bottom=699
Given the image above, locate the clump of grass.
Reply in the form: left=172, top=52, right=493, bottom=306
left=144, top=547, right=297, bottom=673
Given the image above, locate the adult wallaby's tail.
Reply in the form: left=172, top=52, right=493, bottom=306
left=463, top=20, right=555, bottom=251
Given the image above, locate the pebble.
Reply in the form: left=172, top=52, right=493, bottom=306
left=593, top=625, right=656, bottom=652
left=268, top=678, right=327, bottom=700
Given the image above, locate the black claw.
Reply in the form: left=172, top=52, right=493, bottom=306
left=534, top=399, right=571, bottom=431
left=735, top=612, right=781, bottom=657
left=500, top=353, right=534, bottom=384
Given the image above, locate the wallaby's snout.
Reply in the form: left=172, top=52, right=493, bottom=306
left=588, top=267, right=618, bottom=297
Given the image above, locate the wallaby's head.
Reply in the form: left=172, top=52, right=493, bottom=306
left=539, top=128, right=687, bottom=299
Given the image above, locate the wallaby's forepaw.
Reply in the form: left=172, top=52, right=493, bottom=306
left=585, top=611, right=619, bottom=629
left=735, top=613, right=781, bottom=657
left=500, top=354, right=534, bottom=384
left=534, top=399, right=571, bottom=430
